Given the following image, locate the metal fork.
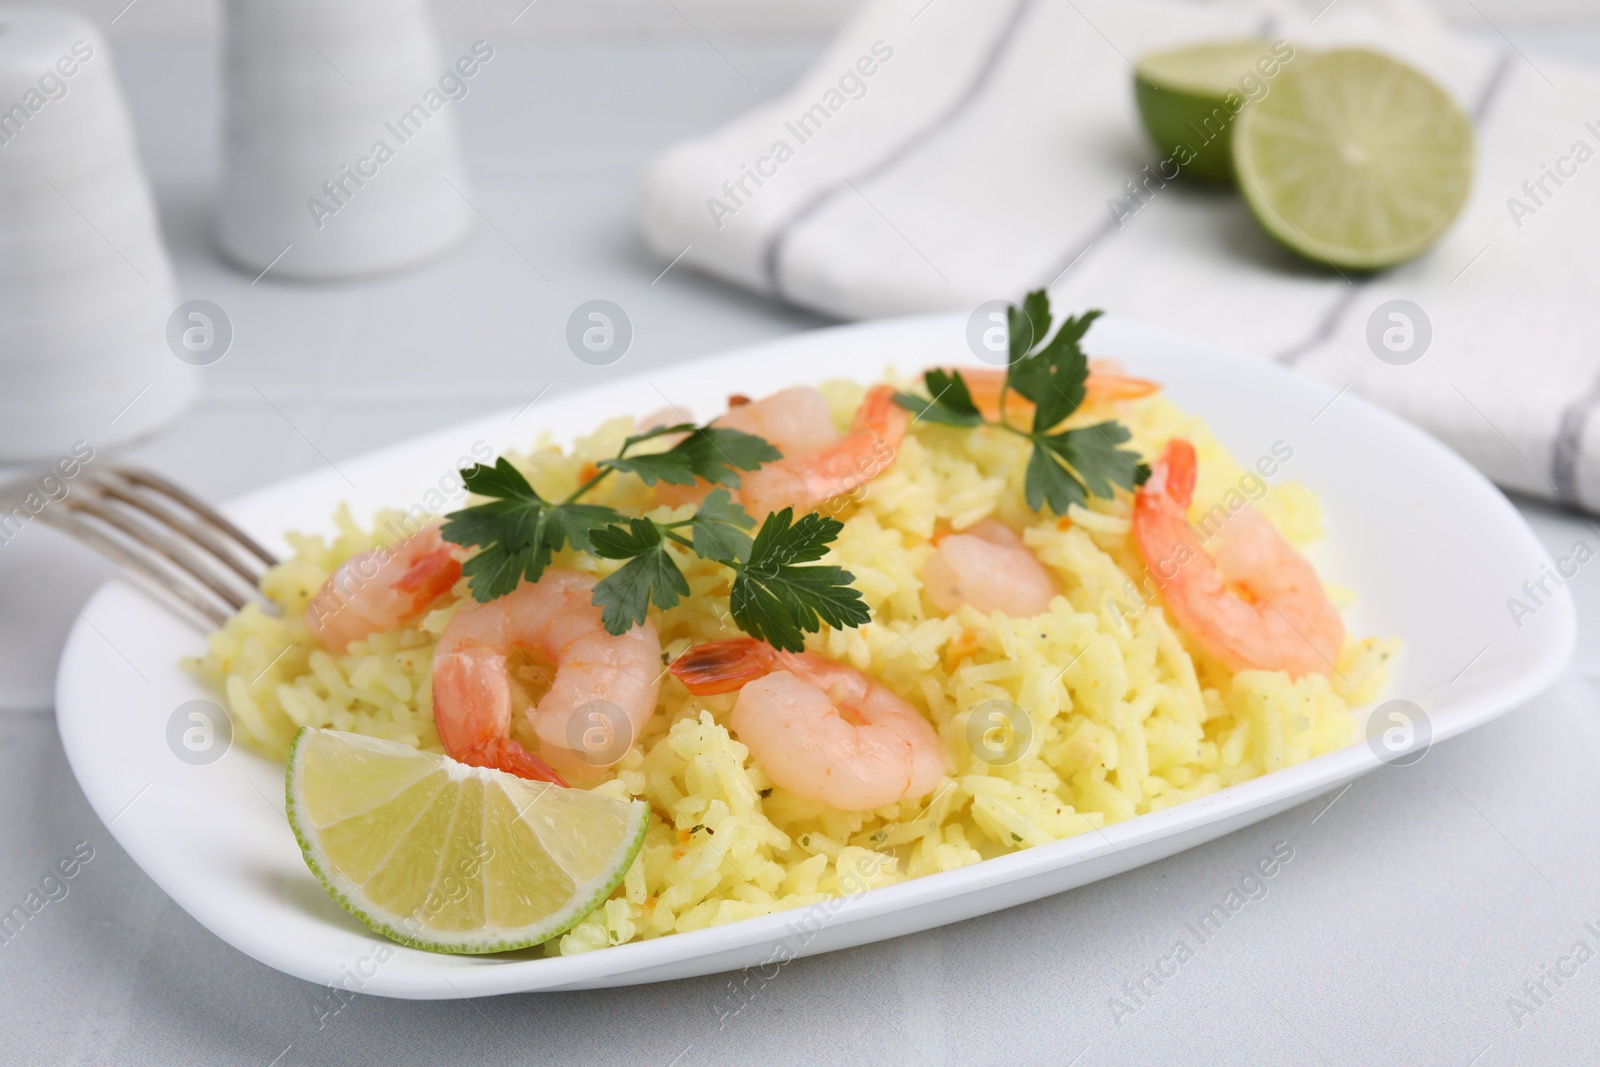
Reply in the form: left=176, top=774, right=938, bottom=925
left=5, top=465, right=279, bottom=627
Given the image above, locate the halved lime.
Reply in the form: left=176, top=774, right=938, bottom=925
left=1232, top=49, right=1474, bottom=270
left=1135, top=39, right=1295, bottom=183
left=286, top=728, right=648, bottom=954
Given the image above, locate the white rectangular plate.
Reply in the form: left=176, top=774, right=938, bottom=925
left=55, top=313, right=1574, bottom=998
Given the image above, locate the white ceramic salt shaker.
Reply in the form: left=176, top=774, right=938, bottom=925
left=0, top=7, right=194, bottom=459
left=215, top=0, right=476, bottom=279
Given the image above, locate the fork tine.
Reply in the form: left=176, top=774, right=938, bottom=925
left=20, top=464, right=279, bottom=631
left=36, top=507, right=231, bottom=627
left=111, top=466, right=279, bottom=567
left=91, top=472, right=265, bottom=587
left=59, top=496, right=251, bottom=612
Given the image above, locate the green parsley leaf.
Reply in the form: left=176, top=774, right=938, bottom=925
left=1023, top=445, right=1087, bottom=515
left=729, top=508, right=870, bottom=652
left=601, top=426, right=780, bottom=488
left=677, top=426, right=782, bottom=486
left=440, top=420, right=870, bottom=647
left=437, top=498, right=534, bottom=561
left=1024, top=422, right=1149, bottom=514
left=442, top=459, right=622, bottom=601
left=890, top=291, right=1151, bottom=519
left=588, top=516, right=663, bottom=559
left=459, top=456, right=542, bottom=501
left=599, top=450, right=697, bottom=487
left=617, top=423, right=697, bottom=452
left=892, top=368, right=986, bottom=427
left=923, top=369, right=981, bottom=419
left=1026, top=309, right=1100, bottom=433
left=1003, top=290, right=1102, bottom=434
left=892, top=391, right=981, bottom=428
left=1009, top=290, right=1051, bottom=366
left=1038, top=422, right=1148, bottom=499
left=589, top=518, right=691, bottom=634
left=747, top=507, right=840, bottom=567
left=455, top=531, right=548, bottom=602
left=543, top=503, right=626, bottom=555
left=590, top=422, right=698, bottom=486
left=687, top=488, right=754, bottom=564
left=1041, top=307, right=1101, bottom=360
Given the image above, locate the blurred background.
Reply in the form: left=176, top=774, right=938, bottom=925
left=8, top=0, right=1593, bottom=494
left=32, top=0, right=1600, bottom=35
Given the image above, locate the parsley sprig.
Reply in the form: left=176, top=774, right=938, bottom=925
left=728, top=507, right=868, bottom=651
left=893, top=290, right=1149, bottom=513
left=441, top=420, right=869, bottom=652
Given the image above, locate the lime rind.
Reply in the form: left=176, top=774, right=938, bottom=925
left=1133, top=75, right=1238, bottom=183
left=1137, top=38, right=1287, bottom=96
left=285, top=727, right=650, bottom=955
left=1231, top=48, right=1474, bottom=270
left=1134, top=39, right=1292, bottom=184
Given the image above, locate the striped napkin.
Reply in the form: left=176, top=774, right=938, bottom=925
left=638, top=0, right=1600, bottom=510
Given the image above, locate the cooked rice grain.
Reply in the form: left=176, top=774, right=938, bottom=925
left=188, top=388, right=1396, bottom=955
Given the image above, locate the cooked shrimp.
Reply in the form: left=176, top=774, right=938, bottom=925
left=433, top=568, right=662, bottom=783
left=305, top=524, right=462, bottom=653
left=653, top=387, right=842, bottom=511
left=670, top=637, right=944, bottom=811
left=957, top=360, right=1160, bottom=424
left=736, top=385, right=907, bottom=518
left=1133, top=439, right=1343, bottom=678
left=922, top=519, right=1058, bottom=617
left=715, top=386, right=840, bottom=458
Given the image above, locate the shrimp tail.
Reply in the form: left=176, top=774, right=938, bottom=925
left=395, top=544, right=462, bottom=601
left=952, top=362, right=1160, bottom=423
left=1137, top=439, right=1203, bottom=595
left=1152, top=438, right=1197, bottom=507
left=669, top=637, right=779, bottom=695
left=1134, top=437, right=1343, bottom=678
left=457, top=737, right=568, bottom=786
left=1083, top=359, right=1161, bottom=407
left=854, top=383, right=910, bottom=437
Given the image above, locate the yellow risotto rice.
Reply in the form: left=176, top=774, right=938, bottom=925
left=188, top=379, right=1396, bottom=955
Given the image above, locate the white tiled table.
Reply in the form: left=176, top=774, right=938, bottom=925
left=5, top=28, right=1600, bottom=1067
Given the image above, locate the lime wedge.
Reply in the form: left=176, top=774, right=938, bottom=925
left=286, top=728, right=648, bottom=954
left=1135, top=39, right=1293, bottom=183
left=1232, top=49, right=1474, bottom=270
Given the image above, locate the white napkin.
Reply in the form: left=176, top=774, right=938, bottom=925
left=638, top=0, right=1600, bottom=510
